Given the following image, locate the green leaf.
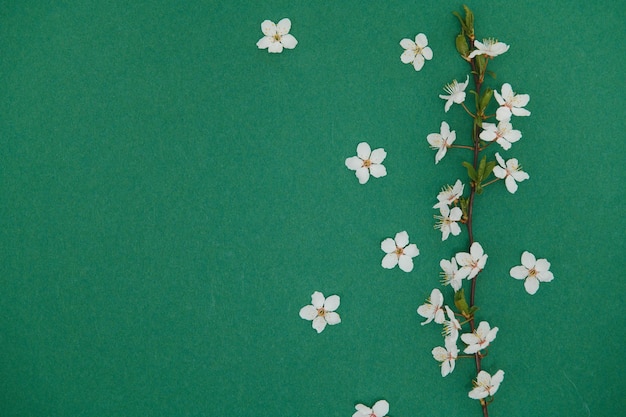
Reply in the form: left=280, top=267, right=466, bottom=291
left=486, top=70, right=497, bottom=79
left=455, top=33, right=469, bottom=56
left=484, top=160, right=496, bottom=179
left=478, top=87, right=493, bottom=113
left=454, top=289, right=470, bottom=316
left=475, top=54, right=487, bottom=77
left=462, top=161, right=478, bottom=182
left=477, top=155, right=487, bottom=180
left=452, top=11, right=468, bottom=33
left=463, top=5, right=475, bottom=37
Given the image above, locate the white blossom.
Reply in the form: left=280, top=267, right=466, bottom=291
left=427, top=121, right=456, bottom=164
left=469, top=370, right=505, bottom=400
left=400, top=33, right=433, bottom=71
left=381, top=231, right=420, bottom=272
left=455, top=242, right=488, bottom=280
left=299, top=291, right=341, bottom=333
left=440, top=258, right=463, bottom=292
left=479, top=121, right=521, bottom=150
left=495, top=83, right=531, bottom=122
left=345, top=142, right=387, bottom=184
left=417, top=288, right=445, bottom=325
left=432, top=336, right=459, bottom=377
left=468, top=39, right=509, bottom=59
left=433, top=179, right=465, bottom=209
left=353, top=400, right=389, bottom=417
left=256, top=18, right=298, bottom=53
left=461, top=321, right=499, bottom=354
left=439, top=75, right=469, bottom=112
left=435, top=205, right=462, bottom=241
left=510, top=251, right=554, bottom=295
left=493, top=152, right=529, bottom=194
left=443, top=306, right=461, bottom=343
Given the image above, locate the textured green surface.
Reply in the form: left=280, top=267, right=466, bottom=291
left=1, top=1, right=624, bottom=416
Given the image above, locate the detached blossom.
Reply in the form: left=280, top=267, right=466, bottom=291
left=443, top=306, right=461, bottom=343
left=435, top=205, right=462, bottom=241
left=345, top=142, right=387, bottom=184
left=381, top=231, right=420, bottom=272
left=495, top=83, right=531, bottom=122
left=432, top=337, right=459, bottom=377
left=455, top=241, right=488, bottom=280
left=440, top=258, right=463, bottom=292
left=353, top=400, right=389, bottom=417
left=461, top=321, right=499, bottom=354
left=510, top=251, right=554, bottom=295
left=439, top=75, right=469, bottom=112
left=299, top=291, right=341, bottom=333
left=468, top=39, right=509, bottom=59
left=433, top=179, right=465, bottom=209
left=493, top=152, right=529, bottom=194
left=417, top=288, right=445, bottom=325
left=479, top=121, right=521, bottom=150
left=400, top=33, right=433, bottom=71
left=469, top=370, right=505, bottom=400
left=427, top=121, right=456, bottom=164
left=256, top=18, right=298, bottom=53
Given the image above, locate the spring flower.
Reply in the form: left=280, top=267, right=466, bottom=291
left=345, top=142, right=387, bottom=184
left=468, top=38, right=510, bottom=59
left=353, top=400, right=389, bottom=417
left=443, top=306, right=461, bottom=343
left=299, top=291, right=341, bottom=333
left=469, top=370, right=505, bottom=400
left=435, top=205, right=462, bottom=241
left=427, top=121, right=456, bottom=164
left=433, top=179, right=465, bottom=209
left=479, top=121, right=521, bottom=150
left=439, top=75, right=469, bottom=112
left=495, top=83, right=531, bottom=122
left=493, top=152, right=529, bottom=194
left=417, top=288, right=445, bottom=325
left=256, top=18, right=298, bottom=53
left=455, top=242, right=488, bottom=280
left=381, top=231, right=420, bottom=272
left=440, top=258, right=463, bottom=292
left=400, top=33, right=433, bottom=71
left=432, top=337, right=459, bottom=377
left=510, top=251, right=554, bottom=295
left=461, top=321, right=499, bottom=354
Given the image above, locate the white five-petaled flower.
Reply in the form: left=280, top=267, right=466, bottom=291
left=510, top=251, right=554, bottom=295
left=433, top=179, right=465, bottom=209
left=381, top=231, right=420, bottom=272
left=400, top=33, right=433, bottom=71
left=440, top=258, right=463, bottom=292
left=461, top=321, right=499, bottom=354
left=427, top=121, right=456, bottom=164
left=256, top=18, right=298, bottom=53
left=345, top=142, right=387, bottom=184
left=417, top=288, right=445, bottom=325
left=435, top=205, right=463, bottom=241
left=455, top=241, right=488, bottom=280
left=469, top=370, right=505, bottom=400
left=439, top=75, right=470, bottom=112
left=479, top=121, right=521, bottom=150
left=432, top=336, right=459, bottom=377
left=495, top=83, right=531, bottom=122
left=493, top=152, right=529, bottom=194
left=443, top=305, right=462, bottom=344
left=353, top=400, right=389, bottom=417
left=299, top=291, right=341, bottom=333
left=468, top=38, right=510, bottom=59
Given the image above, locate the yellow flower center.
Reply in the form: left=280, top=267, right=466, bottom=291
left=362, top=159, right=372, bottom=167
left=317, top=308, right=326, bottom=317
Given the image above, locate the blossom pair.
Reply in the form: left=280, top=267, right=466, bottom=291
left=438, top=242, right=488, bottom=292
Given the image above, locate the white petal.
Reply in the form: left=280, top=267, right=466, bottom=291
left=421, top=46, right=433, bottom=60
left=534, top=258, right=551, bottom=272
left=261, top=20, right=277, bottom=36
left=369, top=148, right=387, bottom=164
left=500, top=83, right=513, bottom=99
left=400, top=49, right=416, bottom=64
left=381, top=238, right=396, bottom=254
left=268, top=42, right=283, bottom=53
left=356, top=142, right=371, bottom=160
left=256, top=36, right=271, bottom=50
left=345, top=156, right=363, bottom=171
left=496, top=106, right=512, bottom=122
left=372, top=400, right=389, bottom=417
left=403, top=243, right=419, bottom=257
left=505, top=176, right=518, bottom=193
left=382, top=253, right=398, bottom=269
left=412, top=54, right=425, bottom=71
left=492, top=166, right=506, bottom=179
left=537, top=270, right=554, bottom=283
left=524, top=276, right=540, bottom=295
left=324, top=311, right=341, bottom=325
left=281, top=34, right=298, bottom=49
left=469, top=386, right=488, bottom=400
left=369, top=163, right=387, bottom=178
left=398, top=255, right=414, bottom=272
left=276, top=18, right=291, bottom=35
left=494, top=89, right=505, bottom=106
left=399, top=38, right=415, bottom=50
left=311, top=291, right=325, bottom=309
left=521, top=251, right=536, bottom=269
left=299, top=305, right=317, bottom=320
left=323, top=295, right=340, bottom=312
left=512, top=107, right=531, bottom=117
left=354, top=404, right=371, bottom=417
left=470, top=242, right=484, bottom=258
left=432, top=346, right=447, bottom=361
left=509, top=265, right=528, bottom=280
left=394, top=231, right=409, bottom=248
left=414, top=33, right=428, bottom=47
left=312, top=316, right=327, bottom=333
left=355, top=167, right=370, bottom=184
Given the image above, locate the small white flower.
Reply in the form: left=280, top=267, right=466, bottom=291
left=417, top=288, right=445, bottom=325
left=256, top=18, right=298, bottom=53
left=435, top=205, right=463, bottom=241
left=455, top=241, right=488, bottom=280
left=439, top=75, right=469, bottom=112
left=427, top=121, right=456, bottom=164
left=345, top=142, right=387, bottom=184
left=461, top=321, right=499, bottom=354
left=381, top=231, right=420, bottom=272
left=353, top=400, right=389, bottom=417
left=469, top=370, right=505, bottom=400
left=510, top=251, right=554, bottom=295
left=479, top=121, right=521, bottom=150
left=495, top=83, right=531, bottom=122
left=299, top=291, right=341, bottom=333
left=493, top=152, right=529, bottom=194
left=443, top=305, right=461, bottom=343
left=400, top=33, right=433, bottom=71
left=440, top=258, right=463, bottom=292
left=433, top=179, right=465, bottom=209
left=432, top=337, right=459, bottom=377
left=468, top=39, right=510, bottom=59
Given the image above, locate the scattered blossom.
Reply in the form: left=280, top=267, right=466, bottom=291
left=353, top=400, right=389, bottom=417
left=345, top=142, right=387, bottom=184
left=455, top=242, right=488, bottom=280
left=427, top=121, right=456, bottom=164
left=256, top=18, right=298, bottom=53
left=440, top=258, right=463, bottom=292
left=432, top=337, right=459, bottom=377
left=495, top=83, right=531, bottom=122
left=417, top=288, right=445, bottom=325
left=469, top=370, right=505, bottom=400
left=400, top=33, right=433, bottom=71
left=493, top=152, right=529, bottom=194
left=479, top=121, right=521, bottom=150
left=435, top=205, right=462, bottom=241
left=439, top=75, right=469, bottom=112
left=381, top=231, right=420, bottom=272
left=461, top=321, right=499, bottom=354
left=443, top=306, right=461, bottom=343
left=468, top=39, right=509, bottom=59
left=299, top=291, right=341, bottom=333
left=433, top=179, right=465, bottom=209
left=510, top=251, right=554, bottom=295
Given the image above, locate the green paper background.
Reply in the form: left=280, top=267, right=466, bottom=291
left=1, top=1, right=624, bottom=416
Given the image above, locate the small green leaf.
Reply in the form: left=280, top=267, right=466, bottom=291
left=463, top=5, right=475, bottom=37
left=477, top=155, right=487, bottom=180
left=469, top=306, right=479, bottom=315
left=475, top=54, right=487, bottom=77
left=484, top=160, right=496, bottom=179
left=455, top=33, right=469, bottom=56
left=462, top=161, right=478, bottom=182
left=454, top=289, right=470, bottom=315
left=452, top=11, right=468, bottom=33
left=478, top=87, right=493, bottom=113
left=486, top=70, right=497, bottom=79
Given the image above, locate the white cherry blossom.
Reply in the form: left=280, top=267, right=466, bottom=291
left=495, top=83, right=531, bottom=122
left=493, top=152, right=529, bottom=194
left=455, top=242, right=488, bottom=280
left=353, top=400, right=389, bottom=417
left=417, top=288, right=445, bottom=325
left=443, top=305, right=461, bottom=343
left=432, top=337, right=459, bottom=377
left=461, top=321, right=499, bottom=354
left=479, top=121, right=521, bottom=150
left=439, top=75, right=469, bottom=112
left=469, top=370, right=505, bottom=400
left=433, top=179, right=465, bottom=209
left=468, top=39, right=509, bottom=59
left=427, top=121, right=456, bottom=164
left=435, top=205, right=462, bottom=241
left=345, top=142, right=387, bottom=184
left=400, top=33, right=433, bottom=71
left=381, top=231, right=420, bottom=272
left=299, top=291, right=341, bottom=333
left=510, top=251, right=554, bottom=295
left=256, top=18, right=298, bottom=53
left=440, top=258, right=463, bottom=292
